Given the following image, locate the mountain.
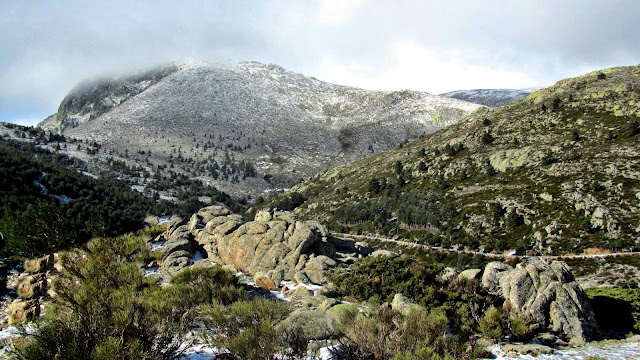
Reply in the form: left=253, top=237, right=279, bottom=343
left=440, top=88, right=537, bottom=107
left=286, top=66, right=640, bottom=256
left=38, top=61, right=479, bottom=197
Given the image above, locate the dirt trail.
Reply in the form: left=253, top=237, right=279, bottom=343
left=332, top=232, right=640, bottom=260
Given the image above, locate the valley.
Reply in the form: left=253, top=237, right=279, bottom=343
left=1, top=63, right=640, bottom=359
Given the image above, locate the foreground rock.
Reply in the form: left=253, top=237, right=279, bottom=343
left=158, top=206, right=368, bottom=286
left=486, top=259, right=597, bottom=345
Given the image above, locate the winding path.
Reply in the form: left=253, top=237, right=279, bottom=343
left=331, top=232, right=640, bottom=260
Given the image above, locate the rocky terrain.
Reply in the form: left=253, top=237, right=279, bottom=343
left=38, top=61, right=479, bottom=197
left=441, top=88, right=537, bottom=107
left=289, top=65, right=640, bottom=256
left=154, top=205, right=371, bottom=288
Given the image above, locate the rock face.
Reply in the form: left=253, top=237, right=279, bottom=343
left=490, top=259, right=597, bottom=345
left=158, top=205, right=365, bottom=286
left=481, top=262, right=514, bottom=296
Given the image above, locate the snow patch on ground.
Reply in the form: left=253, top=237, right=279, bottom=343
left=485, top=339, right=640, bottom=359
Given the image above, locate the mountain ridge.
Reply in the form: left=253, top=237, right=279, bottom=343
left=286, top=65, right=640, bottom=256
left=38, top=60, right=480, bottom=197
left=440, top=88, right=538, bottom=107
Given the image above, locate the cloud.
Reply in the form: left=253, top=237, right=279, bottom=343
left=315, top=0, right=365, bottom=26
left=1, top=0, right=640, bottom=126
left=316, top=41, right=540, bottom=93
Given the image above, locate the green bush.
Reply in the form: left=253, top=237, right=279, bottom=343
left=11, top=235, right=249, bottom=360
left=478, top=306, right=503, bottom=339
left=201, top=298, right=290, bottom=360
left=337, top=305, right=476, bottom=360
left=586, top=287, right=640, bottom=332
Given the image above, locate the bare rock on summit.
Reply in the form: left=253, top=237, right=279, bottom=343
left=498, top=259, right=597, bottom=345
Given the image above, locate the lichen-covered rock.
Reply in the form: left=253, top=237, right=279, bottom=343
left=295, top=271, right=312, bottom=285
left=278, top=309, right=331, bottom=340
left=254, top=271, right=279, bottom=290
left=163, top=226, right=195, bottom=255
left=499, top=259, right=597, bottom=345
left=355, top=241, right=372, bottom=257
left=23, top=255, right=52, bottom=274
left=304, top=255, right=337, bottom=284
left=289, top=286, right=314, bottom=298
left=161, top=250, right=192, bottom=278
left=438, top=267, right=458, bottom=282
left=159, top=206, right=355, bottom=287
left=459, top=268, right=482, bottom=280
left=8, top=299, right=40, bottom=325
left=391, top=293, right=423, bottom=315
left=481, top=262, right=514, bottom=295
left=254, top=209, right=273, bottom=222
left=16, top=274, right=46, bottom=299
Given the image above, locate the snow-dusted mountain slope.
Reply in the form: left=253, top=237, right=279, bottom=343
left=39, top=60, right=480, bottom=196
left=440, top=88, right=537, bottom=107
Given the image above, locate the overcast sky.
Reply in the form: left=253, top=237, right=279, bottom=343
left=1, top=0, right=639, bottom=126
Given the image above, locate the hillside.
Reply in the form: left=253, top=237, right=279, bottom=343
left=440, top=88, right=536, bottom=107
left=288, top=65, right=640, bottom=256
left=38, top=61, right=479, bottom=197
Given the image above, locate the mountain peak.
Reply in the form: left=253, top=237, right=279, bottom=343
left=37, top=60, right=479, bottom=197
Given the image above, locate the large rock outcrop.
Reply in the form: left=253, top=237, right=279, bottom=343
left=489, top=259, right=597, bottom=345
left=481, top=262, right=514, bottom=296
left=158, top=205, right=360, bottom=286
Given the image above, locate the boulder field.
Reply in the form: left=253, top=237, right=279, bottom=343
left=156, top=205, right=371, bottom=289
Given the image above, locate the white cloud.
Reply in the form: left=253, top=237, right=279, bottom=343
left=315, top=0, right=365, bottom=26
left=314, top=40, right=538, bottom=94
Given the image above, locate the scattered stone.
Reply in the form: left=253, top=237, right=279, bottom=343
left=501, top=344, right=554, bottom=356
left=481, top=262, right=514, bottom=296
left=8, top=300, right=40, bottom=325
left=23, top=255, right=51, bottom=273
left=391, top=293, right=423, bottom=315
left=458, top=268, right=482, bottom=280
left=254, top=271, right=279, bottom=290
left=439, top=267, right=458, bottom=282
left=371, top=249, right=395, bottom=257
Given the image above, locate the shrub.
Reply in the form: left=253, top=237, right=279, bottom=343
left=337, top=306, right=460, bottom=360
left=510, top=316, right=531, bottom=339
left=201, top=298, right=290, bottom=360
left=586, top=287, right=640, bottom=332
left=628, top=118, right=640, bottom=136
left=505, top=210, right=524, bottom=227
left=481, top=131, right=494, bottom=145
left=12, top=236, right=198, bottom=360
left=478, top=306, right=503, bottom=339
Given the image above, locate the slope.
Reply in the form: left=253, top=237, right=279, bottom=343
left=440, top=88, right=536, bottom=107
left=39, top=61, right=479, bottom=197
left=288, top=66, right=640, bottom=256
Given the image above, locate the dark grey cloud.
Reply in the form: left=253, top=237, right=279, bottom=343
left=1, top=0, right=639, bottom=125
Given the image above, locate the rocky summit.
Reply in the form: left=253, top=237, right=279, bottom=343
left=38, top=61, right=479, bottom=197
